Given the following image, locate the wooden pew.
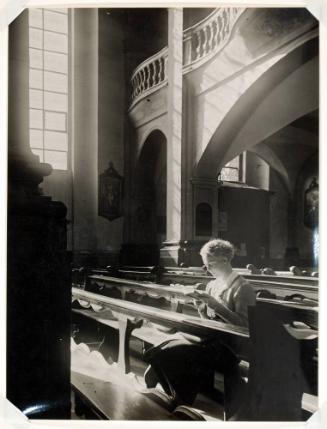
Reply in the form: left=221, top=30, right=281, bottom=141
left=73, top=265, right=318, bottom=302
left=243, top=300, right=318, bottom=421
left=160, top=272, right=318, bottom=302
left=71, top=287, right=249, bottom=420
left=76, top=272, right=318, bottom=402
left=71, top=287, right=318, bottom=421
left=72, top=286, right=249, bottom=362
left=80, top=273, right=318, bottom=319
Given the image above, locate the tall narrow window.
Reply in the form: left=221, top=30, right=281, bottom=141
left=28, top=8, right=69, bottom=170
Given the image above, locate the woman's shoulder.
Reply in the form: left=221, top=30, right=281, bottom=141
left=231, top=275, right=256, bottom=299
left=205, top=278, right=221, bottom=292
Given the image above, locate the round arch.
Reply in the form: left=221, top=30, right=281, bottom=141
left=195, top=37, right=318, bottom=179
left=130, top=130, right=167, bottom=264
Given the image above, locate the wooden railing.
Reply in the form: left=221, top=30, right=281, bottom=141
left=130, top=47, right=168, bottom=106
left=183, top=7, right=245, bottom=69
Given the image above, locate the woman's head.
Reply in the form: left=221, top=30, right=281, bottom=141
left=200, top=239, right=235, bottom=276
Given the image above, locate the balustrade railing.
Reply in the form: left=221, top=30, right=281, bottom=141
left=183, top=8, right=245, bottom=68
left=130, top=47, right=168, bottom=105
left=129, top=8, right=245, bottom=105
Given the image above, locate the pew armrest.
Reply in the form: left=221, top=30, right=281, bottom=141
left=172, top=405, right=224, bottom=421
left=302, top=393, right=318, bottom=414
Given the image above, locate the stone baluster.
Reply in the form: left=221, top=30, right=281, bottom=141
left=137, top=72, right=141, bottom=95
left=140, top=68, right=145, bottom=92
left=217, top=15, right=222, bottom=45
left=158, top=56, right=163, bottom=82
left=209, top=21, right=215, bottom=52
left=131, top=76, right=135, bottom=100
left=152, top=60, right=156, bottom=86
left=137, top=74, right=140, bottom=95
left=222, top=9, right=228, bottom=39
left=135, top=74, right=139, bottom=96
left=142, top=67, right=147, bottom=90
left=183, top=33, right=192, bottom=65
left=203, top=25, right=208, bottom=55
left=145, top=64, right=150, bottom=89
left=164, top=54, right=168, bottom=80
left=195, top=30, right=202, bottom=60
left=151, top=62, right=155, bottom=86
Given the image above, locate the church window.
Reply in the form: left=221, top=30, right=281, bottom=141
left=28, top=9, right=69, bottom=170
left=219, top=153, right=244, bottom=182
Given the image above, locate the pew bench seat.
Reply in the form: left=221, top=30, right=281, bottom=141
left=72, top=287, right=318, bottom=421
left=71, top=340, right=225, bottom=421
left=71, top=371, right=174, bottom=420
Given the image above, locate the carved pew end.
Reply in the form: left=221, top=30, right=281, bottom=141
left=289, top=266, right=302, bottom=276
left=246, top=264, right=261, bottom=274
left=261, top=267, right=276, bottom=276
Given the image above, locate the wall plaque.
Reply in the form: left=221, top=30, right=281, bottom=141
left=98, top=162, right=123, bottom=221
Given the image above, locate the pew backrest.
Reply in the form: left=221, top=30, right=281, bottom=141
left=245, top=302, right=318, bottom=421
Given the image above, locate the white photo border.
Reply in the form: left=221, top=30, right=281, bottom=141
left=0, top=0, right=326, bottom=428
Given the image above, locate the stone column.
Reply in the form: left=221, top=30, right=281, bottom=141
left=160, top=8, right=184, bottom=266
left=7, top=10, right=70, bottom=418
left=71, top=9, right=99, bottom=266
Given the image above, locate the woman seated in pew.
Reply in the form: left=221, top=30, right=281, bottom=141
left=194, top=239, right=256, bottom=326
left=143, top=239, right=256, bottom=413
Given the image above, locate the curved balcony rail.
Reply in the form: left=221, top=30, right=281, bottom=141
left=129, top=8, right=245, bottom=106
left=183, top=7, right=245, bottom=70
left=130, top=47, right=168, bottom=106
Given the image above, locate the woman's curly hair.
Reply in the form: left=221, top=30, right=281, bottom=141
left=200, top=239, right=235, bottom=262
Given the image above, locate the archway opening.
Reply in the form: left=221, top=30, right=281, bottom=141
left=125, top=130, right=167, bottom=265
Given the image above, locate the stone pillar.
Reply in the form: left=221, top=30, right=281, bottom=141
left=72, top=9, right=98, bottom=266
left=7, top=10, right=71, bottom=418
left=97, top=10, right=125, bottom=265
left=160, top=8, right=183, bottom=266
